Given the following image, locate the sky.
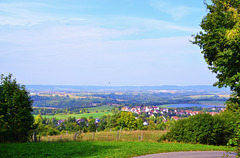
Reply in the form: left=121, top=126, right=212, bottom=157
left=0, top=0, right=216, bottom=86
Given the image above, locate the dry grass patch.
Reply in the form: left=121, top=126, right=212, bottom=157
left=40, top=130, right=167, bottom=142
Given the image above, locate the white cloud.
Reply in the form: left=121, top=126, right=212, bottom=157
left=0, top=23, right=214, bottom=85
left=0, top=1, right=199, bottom=34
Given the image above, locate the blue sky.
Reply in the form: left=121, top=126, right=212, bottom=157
left=0, top=0, right=216, bottom=86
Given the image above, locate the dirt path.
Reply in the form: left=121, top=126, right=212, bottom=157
left=133, top=151, right=237, bottom=158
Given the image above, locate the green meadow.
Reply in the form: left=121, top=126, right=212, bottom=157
left=86, top=105, right=113, bottom=112
left=1, top=141, right=235, bottom=158
left=34, top=111, right=112, bottom=120
left=198, top=101, right=226, bottom=105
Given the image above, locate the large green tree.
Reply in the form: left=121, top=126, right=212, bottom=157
left=0, top=74, right=36, bottom=142
left=193, top=0, right=240, bottom=112
left=193, top=1, right=240, bottom=155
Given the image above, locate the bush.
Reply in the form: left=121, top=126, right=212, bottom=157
left=158, top=113, right=239, bottom=145
left=47, top=126, right=60, bottom=136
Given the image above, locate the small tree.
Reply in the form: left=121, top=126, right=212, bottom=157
left=88, top=118, right=96, bottom=132
left=117, top=112, right=137, bottom=130
left=0, top=74, right=36, bottom=142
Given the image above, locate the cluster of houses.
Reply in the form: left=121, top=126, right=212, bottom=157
left=121, top=106, right=225, bottom=122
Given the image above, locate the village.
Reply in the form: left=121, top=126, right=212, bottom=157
left=120, top=105, right=226, bottom=123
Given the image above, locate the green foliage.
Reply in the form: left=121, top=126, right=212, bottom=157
left=223, top=111, right=240, bottom=156
left=117, top=112, right=137, bottom=130
left=106, top=113, right=120, bottom=129
left=88, top=118, right=96, bottom=132
left=159, top=113, right=239, bottom=145
left=193, top=0, right=240, bottom=154
left=97, top=115, right=107, bottom=131
left=225, top=92, right=240, bottom=112
left=45, top=125, right=60, bottom=136
left=0, top=74, right=36, bottom=142
left=193, top=0, right=240, bottom=111
left=227, top=120, right=240, bottom=157
left=136, top=118, right=144, bottom=130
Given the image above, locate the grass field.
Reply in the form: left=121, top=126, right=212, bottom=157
left=35, top=111, right=112, bottom=120
left=189, top=95, right=215, bottom=99
left=1, top=141, right=235, bottom=158
left=86, top=105, right=113, bottom=112
left=189, top=94, right=230, bottom=99
left=156, top=104, right=172, bottom=108
left=199, top=101, right=226, bottom=106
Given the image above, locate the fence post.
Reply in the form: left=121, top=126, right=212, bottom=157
left=141, top=133, right=143, bottom=141
left=92, top=132, right=95, bottom=141
left=73, top=133, right=77, bottom=141
left=116, top=130, right=119, bottom=141
left=38, top=136, right=41, bottom=142
left=33, top=132, right=37, bottom=142
left=138, top=136, right=141, bottom=141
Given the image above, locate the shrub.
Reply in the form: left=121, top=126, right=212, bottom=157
left=158, top=113, right=239, bottom=145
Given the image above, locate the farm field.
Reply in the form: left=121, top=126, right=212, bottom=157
left=1, top=141, right=235, bottom=158
left=189, top=94, right=215, bottom=99
left=86, top=105, right=113, bottom=112
left=34, top=111, right=112, bottom=119
left=189, top=94, right=229, bottom=99
left=155, top=104, right=171, bottom=108
left=199, top=101, right=226, bottom=106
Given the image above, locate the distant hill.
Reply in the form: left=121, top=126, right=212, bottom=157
left=26, top=85, right=230, bottom=92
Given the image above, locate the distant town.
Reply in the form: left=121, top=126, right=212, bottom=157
left=121, top=106, right=225, bottom=124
